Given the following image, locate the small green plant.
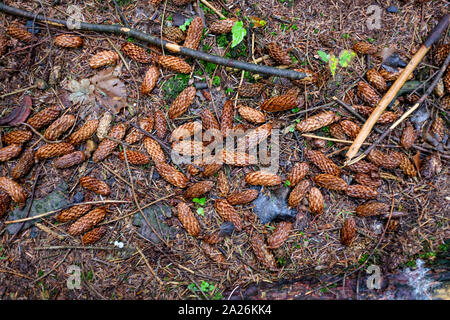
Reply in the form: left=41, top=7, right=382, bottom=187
left=196, top=207, right=205, bottom=216
left=317, top=49, right=356, bottom=77
left=162, top=74, right=190, bottom=99
left=359, top=253, right=369, bottom=264
left=225, top=87, right=234, bottom=94
left=277, top=257, right=287, bottom=266
left=284, top=180, right=291, bottom=187
left=0, top=246, right=6, bottom=260
left=231, top=21, right=246, bottom=48
left=193, top=197, right=206, bottom=206
left=212, top=76, right=221, bottom=87
left=291, top=107, right=300, bottom=113
left=188, top=281, right=223, bottom=299
left=179, top=18, right=193, bottom=31
left=199, top=3, right=215, bottom=15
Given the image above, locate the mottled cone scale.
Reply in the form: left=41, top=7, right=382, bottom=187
left=267, top=42, right=291, bottom=65
left=200, top=163, right=222, bottom=177
left=162, top=26, right=185, bottom=43
left=154, top=110, right=167, bottom=139
left=250, top=233, right=277, bottom=270
left=0, top=34, right=8, bottom=56
left=82, top=226, right=106, bottom=244
left=434, top=44, right=450, bottom=66
left=357, top=81, right=380, bottom=107
left=144, top=137, right=166, bottom=163
left=401, top=124, right=417, bottom=149
left=340, top=218, right=356, bottom=246
left=329, top=123, right=347, bottom=140
left=214, top=199, right=242, bottom=231
left=89, top=50, right=119, bottom=69
left=296, top=111, right=339, bottom=132
left=54, top=34, right=83, bottom=48
left=172, top=140, right=204, bottom=156
left=2, top=130, right=32, bottom=145
left=347, top=159, right=378, bottom=173
left=200, top=242, right=226, bottom=265
left=177, top=202, right=200, bottom=237
left=141, top=65, right=159, bottom=95
left=125, top=116, right=154, bottom=144
left=353, top=105, right=398, bottom=123
left=305, top=149, right=340, bottom=176
left=209, top=18, right=237, bottom=34
left=184, top=17, right=203, bottom=50
left=444, top=68, right=450, bottom=93
left=44, top=114, right=75, bottom=140
left=313, top=174, right=347, bottom=191
left=184, top=181, right=214, bottom=199
left=0, top=177, right=27, bottom=203
left=68, top=119, right=99, bottom=145
left=203, top=232, right=223, bottom=245
left=80, top=176, right=111, bottom=196
left=216, top=171, right=229, bottom=197
left=261, top=94, right=298, bottom=112
left=366, top=68, right=387, bottom=92
left=238, top=105, right=266, bottom=124
left=288, top=180, right=310, bottom=207
left=354, top=172, right=382, bottom=189
left=221, top=100, right=234, bottom=136
left=201, top=109, right=220, bottom=131
left=367, top=149, right=402, bottom=169
left=441, top=95, right=450, bottom=110
left=238, top=83, right=265, bottom=97
left=7, top=25, right=32, bottom=42
left=227, top=189, right=259, bottom=205
left=346, top=185, right=378, bottom=199
left=11, top=149, right=34, bottom=180
left=430, top=116, right=445, bottom=142
left=421, top=152, right=442, bottom=179
left=121, top=42, right=153, bottom=63
left=36, top=143, right=74, bottom=160
left=0, top=144, right=22, bottom=162
left=356, top=202, right=389, bottom=217
left=54, top=151, right=86, bottom=169
left=55, top=204, right=92, bottom=222
left=96, top=112, right=113, bottom=141
left=287, top=162, right=309, bottom=187
left=157, top=55, right=192, bottom=74
left=399, top=154, right=417, bottom=177
left=170, top=121, right=202, bottom=142
left=340, top=120, right=360, bottom=139
left=27, top=106, right=60, bottom=129
left=68, top=207, right=107, bottom=236
left=168, top=86, right=196, bottom=119
left=245, top=171, right=282, bottom=186
left=0, top=190, right=10, bottom=218
left=155, top=162, right=189, bottom=188
left=92, top=123, right=127, bottom=163
left=237, top=122, right=272, bottom=151
left=352, top=41, right=377, bottom=55
left=118, top=150, right=150, bottom=165
left=308, top=187, right=324, bottom=215
left=267, top=221, right=292, bottom=249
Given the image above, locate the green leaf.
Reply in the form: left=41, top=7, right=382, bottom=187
left=231, top=21, right=246, bottom=48
left=196, top=207, right=205, bottom=216
left=328, top=54, right=338, bottom=77
left=339, top=50, right=356, bottom=68
left=291, top=107, right=300, bottom=113
left=179, top=18, right=193, bottom=31
left=317, top=50, right=329, bottom=63
left=212, top=76, right=221, bottom=86
left=284, top=180, right=291, bottom=187
left=193, top=197, right=206, bottom=206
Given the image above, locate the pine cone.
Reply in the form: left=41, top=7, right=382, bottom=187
left=308, top=187, right=324, bottom=215
left=36, top=142, right=74, bottom=160
left=177, top=202, right=200, bottom=237
left=172, top=140, right=204, bottom=156
left=54, top=34, right=83, bottom=48
left=250, top=233, right=277, bottom=270
left=340, top=217, right=356, bottom=246
left=149, top=0, right=163, bottom=6
left=80, top=176, right=111, bottom=196
left=237, top=105, right=266, bottom=124
left=184, top=181, right=214, bottom=199
left=0, top=144, right=21, bottom=162
left=287, top=162, right=309, bottom=187
left=353, top=105, right=398, bottom=123
left=27, top=106, right=60, bottom=129
left=354, top=172, right=382, bottom=189
left=0, top=33, right=8, bottom=56
left=399, top=154, right=417, bottom=177
left=54, top=151, right=86, bottom=169
left=340, top=120, right=360, bottom=139
left=168, top=86, right=196, bottom=119
left=121, top=42, right=153, bottom=63
left=56, top=204, right=92, bottom=222
left=162, top=26, right=186, bottom=43
left=11, top=149, right=34, bottom=180
left=140, top=65, right=159, bottom=95
left=183, top=17, right=203, bottom=50
left=356, top=201, right=389, bottom=217
left=296, top=111, right=339, bottom=132
left=444, top=68, right=450, bottom=93
left=226, top=189, right=259, bottom=205
left=96, top=112, right=113, bottom=141
left=172, top=0, right=195, bottom=5
left=245, top=171, right=282, bottom=186
left=118, top=150, right=150, bottom=165
left=266, top=42, right=291, bottom=65
left=352, top=41, right=377, bottom=55
left=267, top=221, right=292, bottom=249
left=170, top=121, right=202, bottom=142
left=82, top=226, right=106, bottom=244
left=144, top=137, right=166, bottom=163
left=7, top=25, right=33, bottom=42
left=154, top=110, right=167, bottom=139
left=2, top=130, right=32, bottom=145
left=329, top=123, right=347, bottom=140
left=261, top=94, right=298, bottom=112
left=401, top=124, right=417, bottom=149
left=346, top=159, right=378, bottom=173
left=421, top=152, right=442, bottom=179
left=203, top=232, right=223, bottom=245
left=44, top=114, right=75, bottom=141
left=305, top=149, right=340, bottom=176
left=157, top=55, right=192, bottom=74
left=209, top=18, right=237, bottom=34
left=346, top=185, right=378, bottom=199
left=214, top=199, right=242, bottom=231
left=126, top=116, right=154, bottom=144
left=237, top=122, right=272, bottom=152
left=238, top=83, right=265, bottom=97
left=220, top=100, right=234, bottom=136
left=200, top=163, right=222, bottom=177
left=430, top=116, right=445, bottom=142
left=288, top=180, right=310, bottom=207
left=89, top=50, right=119, bottom=69
left=434, top=44, right=450, bottom=66
left=378, top=68, right=413, bottom=81
left=68, top=207, right=107, bottom=236
left=441, top=95, right=450, bottom=110
left=200, top=242, right=226, bottom=265
left=366, top=68, right=387, bottom=92
left=92, top=123, right=127, bottom=163
left=216, top=170, right=229, bottom=197
left=357, top=81, right=380, bottom=107
left=201, top=109, right=220, bottom=131
left=155, top=162, right=189, bottom=188
left=367, top=149, right=402, bottom=169
left=68, top=119, right=99, bottom=145
left=0, top=177, right=27, bottom=203
left=292, top=68, right=319, bottom=86
left=0, top=190, right=10, bottom=218
left=313, top=174, right=347, bottom=191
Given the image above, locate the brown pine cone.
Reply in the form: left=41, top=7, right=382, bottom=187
left=266, top=42, right=291, bottom=65
left=444, top=68, right=450, bottom=93
left=238, top=105, right=266, bottom=124
left=184, top=181, right=214, bottom=199
left=168, top=86, right=196, bottom=119
left=352, top=41, right=377, bottom=55
left=354, top=172, right=382, bottom=189
left=346, top=159, right=378, bottom=173
left=292, top=68, right=319, bottom=86
left=2, top=130, right=32, bottom=145
left=0, top=144, right=22, bottom=162
left=7, top=25, right=33, bottom=42
left=305, top=149, right=340, bottom=176
left=214, top=199, right=242, bottom=231
left=157, top=55, right=192, bottom=74
left=340, top=217, right=356, bottom=246
left=245, top=171, right=282, bottom=186
left=267, top=221, right=292, bottom=249
left=430, top=116, right=445, bottom=142
left=250, top=233, right=277, bottom=270
left=261, top=94, right=298, bottom=112
left=162, top=26, right=186, bottom=43
left=401, top=123, right=417, bottom=149
left=121, top=42, right=153, bottom=63
left=356, top=202, right=389, bottom=217
left=357, top=81, right=380, bottom=107
left=367, top=149, right=402, bottom=169
left=221, top=100, right=234, bottom=136
left=54, top=151, right=86, bottom=169
left=44, top=114, right=75, bottom=141
left=329, top=123, right=347, bottom=140
left=340, top=120, right=360, bottom=139
left=201, top=163, right=222, bottom=177
left=216, top=171, right=229, bottom=197
left=0, top=33, right=8, bottom=56
left=144, top=137, right=166, bottom=163
left=434, top=44, right=450, bottom=66
left=155, top=162, right=189, bottom=188
left=154, top=110, right=167, bottom=139
left=353, top=105, right=374, bottom=117
left=149, top=0, right=163, bottom=6
left=200, top=242, right=226, bottom=265
left=287, top=162, right=309, bottom=187
left=118, top=150, right=150, bottom=165
left=346, top=185, right=378, bottom=199
left=238, top=83, right=265, bottom=97
left=183, top=17, right=203, bottom=50
left=172, top=0, right=195, bottom=5
left=80, top=176, right=111, bottom=196
left=308, top=187, right=324, bottom=215
left=378, top=68, right=413, bottom=81
left=288, top=180, right=310, bottom=207
left=54, top=34, right=83, bottom=48
left=141, top=65, right=159, bottom=95
left=201, top=109, right=220, bottom=131
left=441, top=95, right=450, bottom=110
left=55, top=204, right=92, bottom=222
left=177, top=202, right=200, bottom=237
left=313, top=174, right=347, bottom=191
left=172, top=140, right=204, bottom=156
left=170, top=121, right=202, bottom=142
left=421, top=152, right=442, bottom=179
left=209, top=18, right=237, bottom=34
left=89, top=50, right=119, bottom=69
left=36, top=142, right=74, bottom=160
left=0, top=190, right=10, bottom=218
left=399, top=154, right=417, bottom=177
left=227, top=189, right=259, bottom=205
left=125, top=116, right=154, bottom=144
left=82, top=226, right=106, bottom=244
left=237, top=122, right=272, bottom=151
left=11, top=149, right=34, bottom=180
left=68, top=207, right=107, bottom=236
left=353, top=105, right=398, bottom=123
left=68, top=119, right=99, bottom=145
left=27, top=106, right=60, bottom=129
left=0, top=177, right=27, bottom=203
left=92, top=123, right=127, bottom=163
left=296, top=111, right=340, bottom=132
left=203, top=232, right=223, bottom=245
left=366, top=68, right=387, bottom=92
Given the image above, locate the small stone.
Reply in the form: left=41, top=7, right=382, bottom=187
left=386, top=6, right=398, bottom=13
